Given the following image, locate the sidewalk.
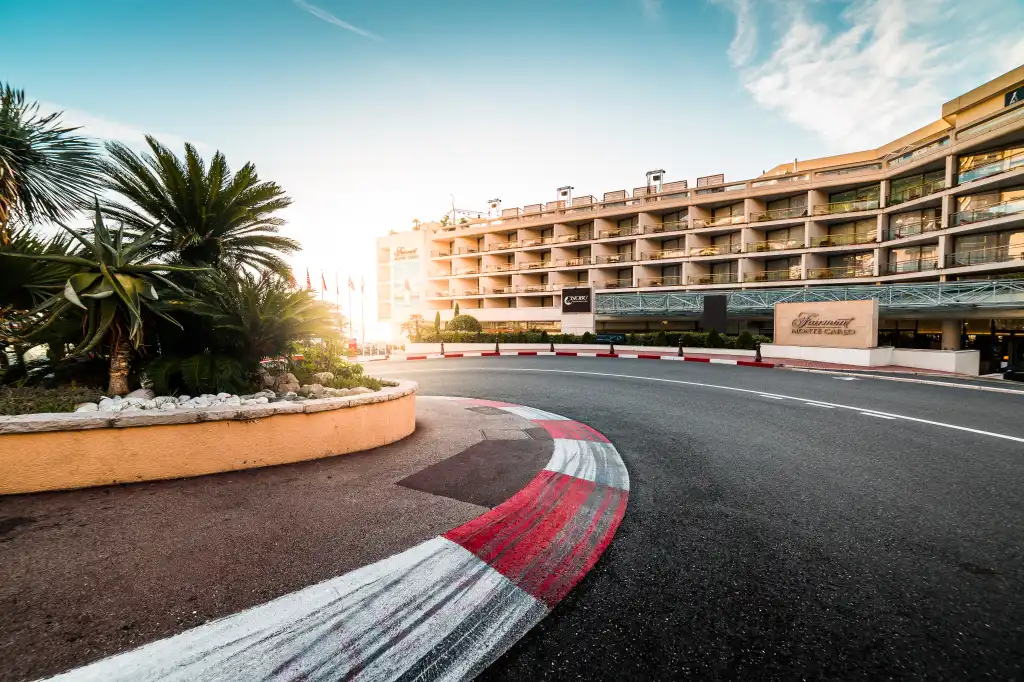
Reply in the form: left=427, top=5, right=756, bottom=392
left=0, top=398, right=552, bottom=681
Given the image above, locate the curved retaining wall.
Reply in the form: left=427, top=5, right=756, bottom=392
left=0, top=381, right=417, bottom=495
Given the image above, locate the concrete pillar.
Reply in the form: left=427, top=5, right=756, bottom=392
left=942, top=319, right=962, bottom=350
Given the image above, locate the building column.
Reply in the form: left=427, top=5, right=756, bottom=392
left=942, top=319, right=963, bottom=350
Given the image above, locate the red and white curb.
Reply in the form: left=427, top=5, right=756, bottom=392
left=46, top=399, right=629, bottom=682
left=401, top=351, right=775, bottom=368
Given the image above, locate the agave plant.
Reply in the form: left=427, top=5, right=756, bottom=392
left=5, top=200, right=206, bottom=395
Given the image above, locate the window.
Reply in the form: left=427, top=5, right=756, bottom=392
left=618, top=216, right=638, bottom=229
left=890, top=208, right=940, bottom=233
left=616, top=268, right=632, bottom=283
left=827, top=218, right=876, bottom=244
left=661, top=210, right=686, bottom=227
left=617, top=244, right=633, bottom=260
left=828, top=252, right=873, bottom=269
left=888, top=244, right=937, bottom=272
left=541, top=227, right=553, bottom=239
left=765, top=256, right=800, bottom=273
left=711, top=261, right=738, bottom=280
left=767, top=194, right=807, bottom=211
left=541, top=297, right=552, bottom=307
left=829, top=184, right=880, bottom=203
left=712, top=203, right=743, bottom=220
left=954, top=186, right=1024, bottom=224
left=508, top=298, right=518, bottom=308
left=577, top=271, right=589, bottom=283
left=958, top=145, right=1024, bottom=183
left=660, top=264, right=681, bottom=279
left=577, top=222, right=594, bottom=240
left=766, top=227, right=799, bottom=242
left=890, top=170, right=944, bottom=201
left=712, top=232, right=741, bottom=251
left=378, top=303, right=392, bottom=320
left=661, top=237, right=682, bottom=251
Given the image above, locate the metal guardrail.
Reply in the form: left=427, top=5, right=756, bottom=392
left=750, top=206, right=808, bottom=222
left=889, top=178, right=946, bottom=205
left=812, top=198, right=880, bottom=215
left=745, top=239, right=804, bottom=253
left=595, top=279, right=1024, bottom=315
left=807, top=266, right=874, bottom=280
left=883, top=258, right=940, bottom=274
left=951, top=198, right=1024, bottom=226
left=957, top=150, right=1024, bottom=183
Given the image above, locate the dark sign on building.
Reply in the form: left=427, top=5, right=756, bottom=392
left=561, top=287, right=593, bottom=313
left=701, top=295, right=727, bottom=332
left=1006, top=85, right=1024, bottom=108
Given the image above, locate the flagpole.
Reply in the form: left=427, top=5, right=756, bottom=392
left=360, top=279, right=365, bottom=355
left=348, top=287, right=353, bottom=343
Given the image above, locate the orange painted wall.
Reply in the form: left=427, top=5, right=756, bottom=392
left=0, top=394, right=415, bottom=495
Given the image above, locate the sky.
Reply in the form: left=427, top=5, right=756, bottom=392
left=3, top=0, right=1024, bottom=337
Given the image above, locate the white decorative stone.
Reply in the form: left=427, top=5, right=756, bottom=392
left=75, top=402, right=99, bottom=412
left=159, top=402, right=177, bottom=411
left=142, top=399, right=157, bottom=410
left=177, top=395, right=191, bottom=403
left=254, top=397, right=268, bottom=404
left=224, top=396, right=242, bottom=406
left=125, top=388, right=155, bottom=400
left=216, top=392, right=231, bottom=400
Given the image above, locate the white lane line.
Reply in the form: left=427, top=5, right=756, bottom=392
left=804, top=402, right=835, bottom=408
left=759, top=394, right=786, bottom=400
left=833, top=377, right=859, bottom=381
left=793, top=368, right=1024, bottom=396
left=380, top=367, right=1024, bottom=444
left=860, top=412, right=895, bottom=419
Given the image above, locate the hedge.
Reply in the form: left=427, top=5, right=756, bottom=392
left=412, top=330, right=770, bottom=349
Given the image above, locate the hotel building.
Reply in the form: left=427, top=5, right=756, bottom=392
left=378, top=66, right=1024, bottom=374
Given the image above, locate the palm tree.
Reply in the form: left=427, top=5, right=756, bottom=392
left=5, top=201, right=206, bottom=395
left=101, top=136, right=300, bottom=275
left=0, top=82, right=104, bottom=243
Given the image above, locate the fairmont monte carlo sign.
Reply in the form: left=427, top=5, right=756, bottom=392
left=773, top=299, right=879, bottom=349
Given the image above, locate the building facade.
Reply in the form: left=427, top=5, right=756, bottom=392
left=378, top=66, right=1024, bottom=373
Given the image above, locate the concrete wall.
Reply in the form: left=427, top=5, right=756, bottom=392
left=764, top=344, right=981, bottom=374
left=0, top=382, right=417, bottom=495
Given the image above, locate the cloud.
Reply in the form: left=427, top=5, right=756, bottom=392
left=641, top=0, right=663, bottom=20
left=715, top=0, right=1024, bottom=149
left=40, top=102, right=203, bottom=152
left=292, top=0, right=382, bottom=40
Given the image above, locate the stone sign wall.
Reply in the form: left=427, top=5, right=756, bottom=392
left=773, top=299, right=879, bottom=349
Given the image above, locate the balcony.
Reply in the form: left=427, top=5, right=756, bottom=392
left=599, top=279, right=635, bottom=289
left=887, top=137, right=950, bottom=166
left=689, top=244, right=742, bottom=256
left=945, top=245, right=1024, bottom=268
left=957, top=150, right=1024, bottom=184
left=688, top=273, right=739, bottom=285
left=645, top=248, right=687, bottom=260
left=593, top=253, right=634, bottom=265
left=889, top=178, right=946, bottom=205
left=518, top=284, right=560, bottom=293
left=807, top=265, right=874, bottom=279
left=453, top=267, right=479, bottom=276
left=647, top=220, right=688, bottom=233
left=639, top=276, right=683, bottom=287
left=744, top=269, right=800, bottom=283
left=460, top=288, right=481, bottom=296
left=520, top=238, right=545, bottom=247
left=813, top=232, right=877, bottom=248
left=744, top=239, right=804, bottom=253
left=884, top=217, right=940, bottom=240
left=559, top=256, right=590, bottom=267
left=453, top=247, right=480, bottom=255
left=693, top=214, right=745, bottom=228
left=483, top=263, right=517, bottom=273
left=883, top=258, right=939, bottom=274
left=951, top=198, right=1024, bottom=226
left=489, top=286, right=515, bottom=294
left=486, top=240, right=521, bottom=251
left=520, top=260, right=552, bottom=270
left=430, top=249, right=452, bottom=257
left=598, top=226, right=642, bottom=239
left=750, top=206, right=808, bottom=222
left=812, top=198, right=880, bottom=215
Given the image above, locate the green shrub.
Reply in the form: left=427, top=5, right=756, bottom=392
left=736, top=330, right=755, bottom=350
left=654, top=330, right=668, bottom=346
left=581, top=331, right=594, bottom=343
left=0, top=385, right=104, bottom=415
left=447, top=314, right=482, bottom=332
left=707, top=329, right=726, bottom=348
left=147, top=354, right=251, bottom=395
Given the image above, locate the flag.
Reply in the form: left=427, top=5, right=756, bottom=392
left=335, top=272, right=340, bottom=297
left=360, top=276, right=365, bottom=293
left=348, top=277, right=355, bottom=292
left=287, top=269, right=297, bottom=289
left=305, top=268, right=312, bottom=291
left=321, top=271, right=328, bottom=292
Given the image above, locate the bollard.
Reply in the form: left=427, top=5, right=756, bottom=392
left=550, top=340, right=555, bottom=353
left=440, top=340, right=445, bottom=355
left=609, top=342, right=615, bottom=355
left=495, top=340, right=500, bottom=354
left=677, top=336, right=684, bottom=357
left=754, top=340, right=762, bottom=363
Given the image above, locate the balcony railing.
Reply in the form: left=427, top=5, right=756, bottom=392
left=593, top=254, right=634, bottom=265
left=486, top=240, right=521, bottom=251
left=693, top=214, right=745, bottom=228
left=688, top=273, right=739, bottom=285
left=744, top=239, right=804, bottom=253
left=648, top=220, right=688, bottom=233
left=520, top=260, right=552, bottom=270
left=813, top=232, right=877, bottom=247
left=430, top=249, right=452, bottom=257
left=884, top=217, right=940, bottom=240
left=883, top=258, right=939, bottom=274
left=889, top=178, right=946, bottom=205
left=807, top=265, right=874, bottom=279
left=483, top=263, right=517, bottom=273
left=453, top=247, right=480, bottom=255
left=460, top=288, right=481, bottom=296
left=518, top=284, right=561, bottom=293
left=951, top=198, right=1024, bottom=226
left=957, top=150, right=1024, bottom=184
left=750, top=206, right=808, bottom=222
left=645, top=248, right=687, bottom=260
left=945, top=245, right=1024, bottom=268
left=812, top=198, right=880, bottom=215
left=956, top=105, right=1024, bottom=141
left=599, top=225, right=641, bottom=239
left=520, top=238, right=545, bottom=247
left=744, top=269, right=800, bottom=282
left=599, top=279, right=635, bottom=289
left=453, top=267, right=479, bottom=275
left=489, top=286, right=515, bottom=294
left=639, top=276, right=683, bottom=287
left=689, top=244, right=742, bottom=256
left=559, top=257, right=590, bottom=267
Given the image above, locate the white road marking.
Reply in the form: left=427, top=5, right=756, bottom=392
left=758, top=394, right=786, bottom=400
left=804, top=402, right=835, bottom=408
left=381, top=367, right=1024, bottom=444
left=860, top=412, right=895, bottom=419
left=791, top=368, right=1024, bottom=396
left=833, top=376, right=859, bottom=381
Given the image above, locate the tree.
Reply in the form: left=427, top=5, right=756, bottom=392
left=454, top=302, right=460, bottom=316
left=447, top=314, right=481, bottom=332
left=101, top=136, right=299, bottom=276
left=5, top=201, right=205, bottom=395
left=434, top=311, right=441, bottom=332
left=0, top=83, right=104, bottom=243
left=399, top=314, right=425, bottom=340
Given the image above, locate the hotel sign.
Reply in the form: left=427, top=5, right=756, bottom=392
left=393, top=246, right=418, bottom=260
left=561, top=287, right=592, bottom=313
left=774, top=299, right=878, bottom=349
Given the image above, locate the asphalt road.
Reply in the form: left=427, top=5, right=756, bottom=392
left=373, top=357, right=1024, bottom=681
